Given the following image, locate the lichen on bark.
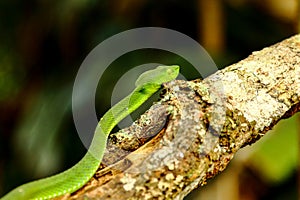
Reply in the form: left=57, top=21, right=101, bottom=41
left=55, top=34, right=300, bottom=200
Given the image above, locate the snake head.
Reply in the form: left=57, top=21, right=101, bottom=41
left=135, top=65, right=180, bottom=87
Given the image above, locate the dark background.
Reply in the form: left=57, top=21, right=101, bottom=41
left=0, top=0, right=298, bottom=199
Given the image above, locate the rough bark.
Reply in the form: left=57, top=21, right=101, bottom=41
left=55, top=34, right=300, bottom=200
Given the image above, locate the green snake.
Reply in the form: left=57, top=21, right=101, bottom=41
left=1, top=65, right=180, bottom=200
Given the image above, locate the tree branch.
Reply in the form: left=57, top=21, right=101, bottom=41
left=55, top=34, right=300, bottom=200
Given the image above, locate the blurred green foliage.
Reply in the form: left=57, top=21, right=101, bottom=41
left=250, top=113, right=299, bottom=184
left=0, top=0, right=298, bottom=199
left=0, top=51, right=25, bottom=102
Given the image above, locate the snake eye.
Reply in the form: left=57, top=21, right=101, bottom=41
left=166, top=68, right=172, bottom=75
